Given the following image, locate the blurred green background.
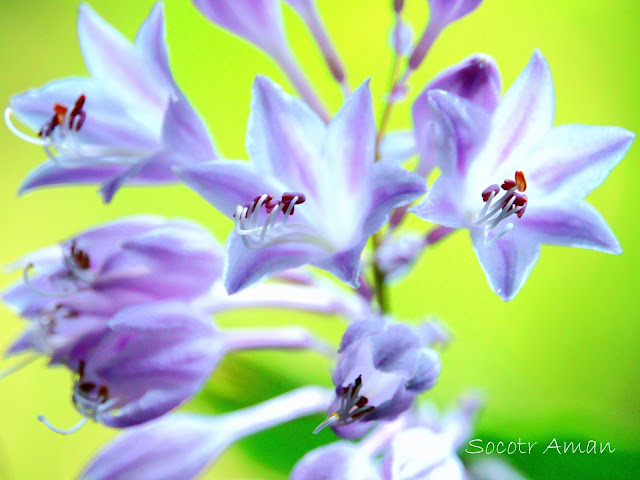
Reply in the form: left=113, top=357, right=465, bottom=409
left=0, top=0, right=638, bottom=478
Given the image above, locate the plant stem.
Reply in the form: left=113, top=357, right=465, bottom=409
left=371, top=232, right=390, bottom=313
left=375, top=51, right=401, bottom=158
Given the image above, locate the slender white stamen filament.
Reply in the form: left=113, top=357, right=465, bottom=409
left=484, top=223, right=514, bottom=246
left=478, top=190, right=497, bottom=218
left=488, top=195, right=516, bottom=230
left=312, top=412, right=339, bottom=434
left=37, top=415, right=88, bottom=435
left=234, top=195, right=303, bottom=249
left=0, top=354, right=39, bottom=379
left=23, top=264, right=75, bottom=298
left=6, top=108, right=146, bottom=167
left=4, top=108, right=50, bottom=146
left=474, top=187, right=516, bottom=225
left=281, top=196, right=298, bottom=229
left=260, top=203, right=282, bottom=242
left=252, top=195, right=269, bottom=229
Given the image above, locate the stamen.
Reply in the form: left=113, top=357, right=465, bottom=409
left=475, top=172, right=528, bottom=244
left=312, top=375, right=375, bottom=434
left=233, top=192, right=306, bottom=249
left=23, top=263, right=75, bottom=298
left=37, top=415, right=88, bottom=435
left=4, top=108, right=50, bottom=146
left=62, top=241, right=93, bottom=283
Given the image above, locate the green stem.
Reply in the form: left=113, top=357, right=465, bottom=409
left=371, top=232, right=390, bottom=313
left=375, top=51, right=401, bottom=159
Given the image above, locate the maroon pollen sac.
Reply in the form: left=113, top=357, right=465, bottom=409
left=513, top=193, right=528, bottom=218
left=70, top=94, right=87, bottom=131
left=481, top=184, right=500, bottom=202
left=280, top=192, right=306, bottom=215
left=501, top=179, right=516, bottom=191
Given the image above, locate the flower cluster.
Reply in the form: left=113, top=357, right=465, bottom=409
left=2, top=0, right=633, bottom=479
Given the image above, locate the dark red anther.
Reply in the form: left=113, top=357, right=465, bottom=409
left=70, top=240, right=91, bottom=270
left=501, top=179, right=516, bottom=190
left=98, top=385, right=109, bottom=401
left=70, top=94, right=87, bottom=131
left=78, top=382, right=96, bottom=393
left=513, top=193, right=527, bottom=207
left=513, top=193, right=528, bottom=218
left=515, top=171, right=527, bottom=192
left=281, top=192, right=306, bottom=205
left=351, top=406, right=374, bottom=420
left=355, top=396, right=369, bottom=408
left=481, top=184, right=500, bottom=202
left=516, top=203, right=527, bottom=218
left=71, top=94, right=86, bottom=115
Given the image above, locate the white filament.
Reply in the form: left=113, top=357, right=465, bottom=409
left=234, top=195, right=299, bottom=249
left=23, top=264, right=75, bottom=298
left=38, top=415, right=88, bottom=435
left=5, top=107, right=146, bottom=167
left=474, top=187, right=524, bottom=245
left=4, top=108, right=49, bottom=146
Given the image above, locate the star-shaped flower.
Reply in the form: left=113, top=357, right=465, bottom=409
left=178, top=77, right=425, bottom=293
left=5, top=3, right=214, bottom=202
left=411, top=50, right=634, bottom=300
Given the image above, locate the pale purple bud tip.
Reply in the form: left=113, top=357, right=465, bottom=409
left=409, top=0, right=483, bottom=70
left=390, top=20, right=413, bottom=56
left=192, top=0, right=287, bottom=59
left=428, top=0, right=484, bottom=27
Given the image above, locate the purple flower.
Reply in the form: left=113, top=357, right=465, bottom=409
left=411, top=50, right=634, bottom=300
left=294, top=395, right=480, bottom=480
left=79, top=386, right=333, bottom=480
left=409, top=0, right=483, bottom=71
left=37, top=301, right=221, bottom=432
left=5, top=3, right=214, bottom=202
left=2, top=215, right=221, bottom=364
left=38, top=302, right=333, bottom=434
left=313, top=317, right=442, bottom=439
left=177, top=77, right=425, bottom=294
left=291, top=442, right=382, bottom=480
left=412, top=54, right=501, bottom=176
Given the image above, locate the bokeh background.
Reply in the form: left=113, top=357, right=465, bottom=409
left=0, top=0, right=638, bottom=478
